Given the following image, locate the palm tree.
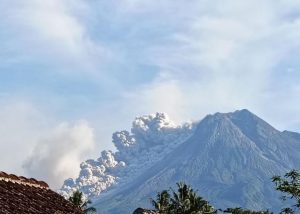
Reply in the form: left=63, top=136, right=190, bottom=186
left=170, top=182, right=215, bottom=214
left=69, top=190, right=97, bottom=214
left=151, top=190, right=171, bottom=213
left=151, top=182, right=216, bottom=214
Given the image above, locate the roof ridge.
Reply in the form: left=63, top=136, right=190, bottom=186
left=0, top=171, right=49, bottom=189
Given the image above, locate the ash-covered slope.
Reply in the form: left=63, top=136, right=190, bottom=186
left=92, top=110, right=300, bottom=213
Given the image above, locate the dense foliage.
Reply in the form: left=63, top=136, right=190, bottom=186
left=151, top=182, right=216, bottom=214
left=69, top=190, right=97, bottom=214
left=272, top=170, right=300, bottom=214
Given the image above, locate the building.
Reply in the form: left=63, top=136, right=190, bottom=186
left=0, top=171, right=84, bottom=214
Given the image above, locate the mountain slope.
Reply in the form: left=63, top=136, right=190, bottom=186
left=60, top=110, right=300, bottom=213
left=60, top=110, right=300, bottom=214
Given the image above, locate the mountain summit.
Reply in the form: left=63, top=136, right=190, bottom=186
left=60, top=110, right=300, bottom=213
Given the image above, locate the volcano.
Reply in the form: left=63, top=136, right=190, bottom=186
left=60, top=110, right=300, bottom=213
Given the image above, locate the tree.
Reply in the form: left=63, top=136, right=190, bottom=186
left=69, top=190, right=97, bottom=214
left=150, top=182, right=216, bottom=214
left=151, top=190, right=171, bottom=213
left=272, top=169, right=300, bottom=214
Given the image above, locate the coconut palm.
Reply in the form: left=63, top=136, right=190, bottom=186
left=69, top=190, right=97, bottom=214
left=151, top=182, right=216, bottom=214
left=169, top=182, right=215, bottom=214
left=151, top=190, right=171, bottom=213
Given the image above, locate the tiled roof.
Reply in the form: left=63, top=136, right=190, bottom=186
left=0, top=171, right=84, bottom=214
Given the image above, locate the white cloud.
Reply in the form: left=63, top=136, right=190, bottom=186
left=115, top=0, right=300, bottom=129
left=23, top=120, right=95, bottom=189
left=0, top=98, right=95, bottom=189
left=0, top=99, right=50, bottom=174
left=121, top=80, right=186, bottom=123
left=1, top=0, right=108, bottom=76
left=19, top=1, right=85, bottom=49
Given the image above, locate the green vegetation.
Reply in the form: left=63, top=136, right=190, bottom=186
left=272, top=170, right=300, bottom=214
left=150, top=182, right=216, bottom=214
left=69, top=190, right=97, bottom=214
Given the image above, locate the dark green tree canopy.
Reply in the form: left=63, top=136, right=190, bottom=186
left=272, top=169, right=300, bottom=214
left=150, top=182, right=216, bottom=214
left=69, top=190, right=97, bottom=214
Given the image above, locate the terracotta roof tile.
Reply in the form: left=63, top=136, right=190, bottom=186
left=0, top=171, right=84, bottom=214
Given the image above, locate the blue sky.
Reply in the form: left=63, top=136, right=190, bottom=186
left=1, top=0, right=300, bottom=188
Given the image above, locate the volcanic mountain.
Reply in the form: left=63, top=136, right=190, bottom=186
left=60, top=110, right=300, bottom=213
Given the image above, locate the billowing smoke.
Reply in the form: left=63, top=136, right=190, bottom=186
left=59, top=113, right=195, bottom=198
left=23, top=120, right=95, bottom=189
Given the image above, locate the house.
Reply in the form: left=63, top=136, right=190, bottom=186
left=0, top=171, right=84, bottom=214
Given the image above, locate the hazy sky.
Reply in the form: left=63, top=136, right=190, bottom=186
left=1, top=0, right=300, bottom=188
